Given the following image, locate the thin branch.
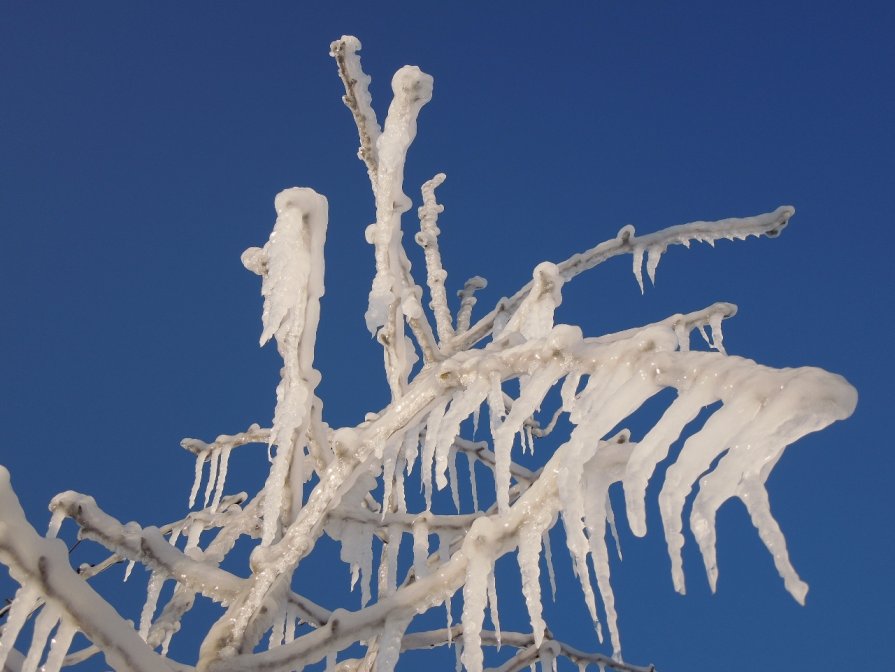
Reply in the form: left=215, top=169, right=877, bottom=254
left=456, top=276, right=488, bottom=336
left=416, top=173, right=455, bottom=344
left=451, top=206, right=793, bottom=350
left=329, top=36, right=381, bottom=182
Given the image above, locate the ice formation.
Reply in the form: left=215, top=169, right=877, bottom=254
left=0, top=34, right=856, bottom=672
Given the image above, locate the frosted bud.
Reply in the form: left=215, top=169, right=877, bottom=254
left=546, top=324, right=582, bottom=353
left=241, top=247, right=266, bottom=276
left=332, top=428, right=360, bottom=459
left=617, top=224, right=635, bottom=242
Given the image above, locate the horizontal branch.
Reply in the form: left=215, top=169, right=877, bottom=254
left=451, top=206, right=792, bottom=350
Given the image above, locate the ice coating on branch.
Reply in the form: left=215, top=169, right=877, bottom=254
left=243, top=187, right=328, bottom=545
left=330, top=36, right=382, bottom=171
left=0, top=35, right=861, bottom=672
left=377, top=615, right=409, bottom=672
left=498, top=262, right=564, bottom=340
left=364, top=63, right=433, bottom=397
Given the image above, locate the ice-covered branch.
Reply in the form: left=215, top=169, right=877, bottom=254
left=401, top=627, right=654, bottom=672
left=0, top=468, right=174, bottom=672
left=456, top=276, right=488, bottom=335
left=416, top=173, right=455, bottom=344
left=243, top=188, right=328, bottom=544
left=453, top=206, right=794, bottom=350
left=330, top=36, right=381, bottom=182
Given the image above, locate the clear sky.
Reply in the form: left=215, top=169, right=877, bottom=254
left=1, top=3, right=892, bottom=671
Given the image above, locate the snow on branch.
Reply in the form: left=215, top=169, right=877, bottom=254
left=452, top=206, right=793, bottom=351
left=0, top=35, right=856, bottom=672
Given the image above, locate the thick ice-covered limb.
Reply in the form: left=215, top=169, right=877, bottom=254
left=365, top=64, right=436, bottom=396
left=0, top=468, right=174, bottom=672
left=243, top=188, right=328, bottom=544
left=452, top=207, right=793, bottom=350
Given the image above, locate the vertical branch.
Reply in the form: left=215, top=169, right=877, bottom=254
left=415, top=173, right=455, bottom=345
left=332, top=38, right=440, bottom=389
left=455, top=276, right=488, bottom=336
left=329, top=36, right=381, bottom=184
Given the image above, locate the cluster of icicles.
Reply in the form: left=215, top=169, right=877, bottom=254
left=0, top=34, right=858, bottom=672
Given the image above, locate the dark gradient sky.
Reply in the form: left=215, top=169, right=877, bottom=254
left=1, top=3, right=892, bottom=671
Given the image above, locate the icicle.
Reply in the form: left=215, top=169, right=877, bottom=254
left=412, top=517, right=429, bottom=580
left=202, top=447, right=221, bottom=509
left=393, top=455, right=407, bottom=513
left=460, top=523, right=493, bottom=672
left=543, top=530, right=557, bottom=601
left=435, top=378, right=489, bottom=491
left=472, top=406, right=480, bottom=438
left=188, top=451, right=205, bottom=508
left=468, top=455, right=479, bottom=512
left=0, top=587, right=38, bottom=671
left=624, top=384, right=717, bottom=537
left=384, top=524, right=402, bottom=595
left=168, top=525, right=182, bottom=548
left=645, top=245, right=663, bottom=285
left=422, top=398, right=449, bottom=510
left=46, top=508, right=65, bottom=539
left=160, top=630, right=175, bottom=657
left=740, top=478, right=808, bottom=603
left=326, top=651, right=336, bottom=671
left=455, top=641, right=463, bottom=672
left=486, top=566, right=501, bottom=649
left=184, top=519, right=204, bottom=556
left=268, top=607, right=288, bottom=649
left=558, top=500, right=599, bottom=628
left=403, top=424, right=421, bottom=475
left=697, top=324, right=711, bottom=349
left=517, top=521, right=546, bottom=647
left=139, top=572, right=164, bottom=640
left=606, top=495, right=623, bottom=561
left=376, top=616, right=409, bottom=672
left=673, top=321, right=690, bottom=352
left=359, top=524, right=374, bottom=606
left=494, top=361, right=563, bottom=513
left=41, top=618, right=76, bottom=672
left=559, top=371, right=581, bottom=414
left=631, top=246, right=645, bottom=293
left=447, top=447, right=461, bottom=512
left=211, top=446, right=232, bottom=511
left=123, top=559, right=136, bottom=582
left=660, top=395, right=761, bottom=594
left=381, top=437, right=402, bottom=515
left=439, top=532, right=454, bottom=638
left=21, top=604, right=59, bottom=672
left=708, top=311, right=725, bottom=353
left=284, top=602, right=299, bottom=644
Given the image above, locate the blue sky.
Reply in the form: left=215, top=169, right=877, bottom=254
left=1, top=3, right=892, bottom=671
